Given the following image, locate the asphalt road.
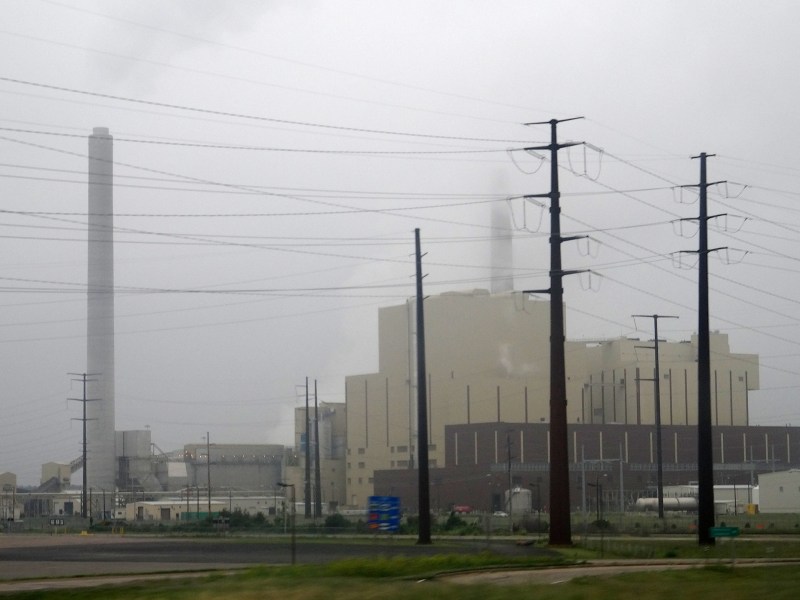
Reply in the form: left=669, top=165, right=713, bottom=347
left=0, top=533, right=550, bottom=583
left=0, top=535, right=798, bottom=595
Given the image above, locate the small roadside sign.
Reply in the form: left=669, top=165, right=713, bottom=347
left=709, top=526, right=740, bottom=538
left=710, top=526, right=740, bottom=566
left=49, top=518, right=65, bottom=526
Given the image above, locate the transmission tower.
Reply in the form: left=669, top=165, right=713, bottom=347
left=633, top=314, right=678, bottom=519
left=68, top=372, right=100, bottom=519
left=679, top=153, right=726, bottom=546
left=522, top=117, right=585, bottom=546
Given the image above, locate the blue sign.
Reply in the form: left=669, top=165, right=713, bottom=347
left=367, top=495, right=401, bottom=533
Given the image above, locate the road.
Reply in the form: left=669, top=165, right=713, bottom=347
left=440, top=558, right=800, bottom=585
left=0, top=533, right=549, bottom=591
left=2, top=534, right=798, bottom=594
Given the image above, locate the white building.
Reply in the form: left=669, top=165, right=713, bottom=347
left=758, top=470, right=800, bottom=513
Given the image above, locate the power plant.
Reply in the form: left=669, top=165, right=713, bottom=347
left=4, top=127, right=800, bottom=526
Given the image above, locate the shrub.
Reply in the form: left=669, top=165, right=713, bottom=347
left=324, top=513, right=350, bottom=532
left=442, top=512, right=467, bottom=531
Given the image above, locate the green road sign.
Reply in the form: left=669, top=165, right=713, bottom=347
left=709, top=526, right=740, bottom=538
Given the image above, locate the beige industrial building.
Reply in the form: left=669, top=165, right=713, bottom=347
left=344, top=289, right=760, bottom=507
left=183, top=442, right=284, bottom=493
left=1, top=472, right=17, bottom=522
left=580, top=334, right=757, bottom=427
left=40, top=463, right=72, bottom=488
left=285, top=401, right=347, bottom=510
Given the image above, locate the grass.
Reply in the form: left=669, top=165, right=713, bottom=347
left=2, top=553, right=800, bottom=600
left=558, top=566, right=800, bottom=600
left=579, top=536, right=800, bottom=560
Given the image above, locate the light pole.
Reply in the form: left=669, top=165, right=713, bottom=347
left=588, top=481, right=602, bottom=522
left=205, top=432, right=211, bottom=518
left=2, top=484, right=11, bottom=526
left=587, top=474, right=606, bottom=557
left=529, top=480, right=541, bottom=536
left=588, top=472, right=607, bottom=522
left=506, top=430, right=514, bottom=536
left=277, top=482, right=296, bottom=565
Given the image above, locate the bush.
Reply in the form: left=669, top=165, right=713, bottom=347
left=324, top=513, right=351, bottom=532
left=442, top=512, right=467, bottom=531
left=589, top=518, right=613, bottom=533
left=521, top=516, right=549, bottom=533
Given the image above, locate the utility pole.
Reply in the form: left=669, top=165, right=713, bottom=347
left=68, top=372, right=100, bottom=519
left=415, top=228, right=432, bottom=545
left=277, top=482, right=296, bottom=564
left=681, top=153, right=725, bottom=546
left=523, top=117, right=584, bottom=546
left=506, top=430, right=514, bottom=536
left=206, top=431, right=211, bottom=517
left=314, top=379, right=322, bottom=518
left=633, top=314, right=678, bottom=519
left=304, top=377, right=311, bottom=518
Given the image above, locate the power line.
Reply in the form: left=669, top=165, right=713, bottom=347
left=0, top=77, right=538, bottom=144
left=0, top=125, right=516, bottom=155
left=0, top=160, right=503, bottom=197
left=2, top=27, right=538, bottom=129
left=0, top=133, right=506, bottom=232
left=38, top=0, right=562, bottom=117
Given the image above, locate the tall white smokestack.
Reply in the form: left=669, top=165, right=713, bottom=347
left=490, top=203, right=514, bottom=293
left=87, top=127, right=116, bottom=493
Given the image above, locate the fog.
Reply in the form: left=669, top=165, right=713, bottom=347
left=1, top=0, right=798, bottom=484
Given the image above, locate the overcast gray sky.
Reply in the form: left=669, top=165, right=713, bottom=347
left=1, top=0, right=798, bottom=485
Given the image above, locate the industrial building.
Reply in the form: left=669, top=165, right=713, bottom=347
left=371, top=421, right=799, bottom=514
left=1, top=472, right=18, bottom=522
left=344, top=289, right=762, bottom=508
left=283, top=401, right=347, bottom=511
left=182, top=442, right=284, bottom=493
left=2, top=127, right=792, bottom=525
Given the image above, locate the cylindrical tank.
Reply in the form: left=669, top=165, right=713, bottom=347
left=634, top=496, right=698, bottom=512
